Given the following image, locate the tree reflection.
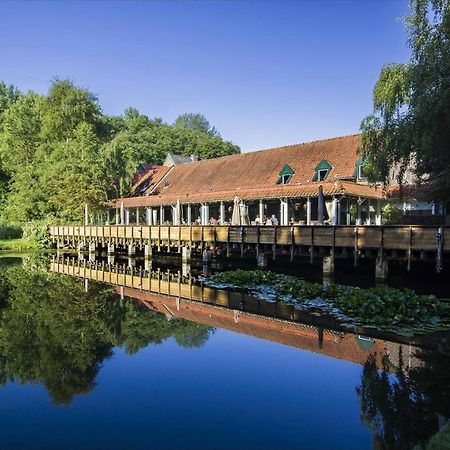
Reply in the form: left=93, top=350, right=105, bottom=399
left=357, top=347, right=450, bottom=450
left=0, top=261, right=213, bottom=405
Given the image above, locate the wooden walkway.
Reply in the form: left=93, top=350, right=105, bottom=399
left=50, top=224, right=449, bottom=275
left=50, top=224, right=448, bottom=251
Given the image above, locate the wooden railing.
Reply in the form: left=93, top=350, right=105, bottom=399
left=49, top=224, right=450, bottom=252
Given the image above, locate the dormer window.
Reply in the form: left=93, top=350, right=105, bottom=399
left=358, top=164, right=365, bottom=179
left=355, top=157, right=367, bottom=181
left=312, top=160, right=332, bottom=181
left=277, top=164, right=294, bottom=184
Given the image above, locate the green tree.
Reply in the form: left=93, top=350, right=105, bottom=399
left=360, top=0, right=450, bottom=201
left=174, top=112, right=219, bottom=136
left=0, top=81, right=20, bottom=132
left=0, top=79, right=240, bottom=222
left=103, top=110, right=239, bottom=197
left=40, top=78, right=102, bottom=143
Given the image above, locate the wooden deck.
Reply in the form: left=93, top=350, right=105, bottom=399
left=50, top=224, right=449, bottom=257
left=50, top=224, right=449, bottom=250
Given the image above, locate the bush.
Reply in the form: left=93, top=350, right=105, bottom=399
left=382, top=203, right=404, bottom=225
left=22, top=221, right=51, bottom=248
left=0, top=223, right=22, bottom=240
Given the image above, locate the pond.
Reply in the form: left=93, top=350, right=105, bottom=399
left=0, top=254, right=449, bottom=450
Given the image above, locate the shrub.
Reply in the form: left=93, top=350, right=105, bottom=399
left=382, top=203, right=403, bottom=225
left=0, top=223, right=22, bottom=240
left=22, top=221, right=51, bottom=248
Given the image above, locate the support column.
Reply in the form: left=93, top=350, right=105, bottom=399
left=182, top=261, right=190, bottom=277
left=146, top=207, right=153, bottom=225
left=77, top=240, right=85, bottom=252
left=152, top=209, right=158, bottom=225
left=346, top=199, right=351, bottom=225
left=120, top=201, right=125, bottom=225
left=220, top=202, right=225, bottom=225
left=172, top=205, right=177, bottom=225
left=144, top=244, right=152, bottom=259
left=182, top=246, right=191, bottom=263
left=136, top=207, right=140, bottom=225
left=257, top=252, right=269, bottom=268
left=160, top=205, right=164, bottom=224
left=366, top=199, right=371, bottom=225
left=202, top=249, right=212, bottom=264
left=115, top=208, right=120, bottom=225
left=323, top=254, right=335, bottom=280
left=375, top=200, right=382, bottom=225
left=187, top=205, right=192, bottom=225
left=106, top=209, right=111, bottom=225
left=306, top=197, right=311, bottom=225
left=205, top=204, right=210, bottom=225
left=280, top=198, right=288, bottom=226
left=201, top=204, right=210, bottom=225
left=259, top=199, right=264, bottom=222
left=331, top=196, right=338, bottom=226
left=375, top=256, right=389, bottom=282
left=84, top=204, right=89, bottom=225
left=125, top=208, right=130, bottom=225
left=356, top=200, right=362, bottom=226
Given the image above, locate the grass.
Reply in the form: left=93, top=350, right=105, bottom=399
left=0, top=239, right=36, bottom=251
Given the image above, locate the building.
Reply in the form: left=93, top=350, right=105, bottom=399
left=111, top=134, right=437, bottom=226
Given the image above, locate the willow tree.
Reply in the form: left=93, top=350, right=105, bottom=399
left=360, top=0, right=450, bottom=202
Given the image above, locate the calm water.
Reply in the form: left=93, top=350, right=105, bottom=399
left=0, top=255, right=448, bottom=450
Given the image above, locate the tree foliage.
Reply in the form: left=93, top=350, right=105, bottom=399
left=174, top=112, right=219, bottom=136
left=0, top=259, right=213, bottom=404
left=0, top=80, right=240, bottom=222
left=360, top=0, right=450, bottom=201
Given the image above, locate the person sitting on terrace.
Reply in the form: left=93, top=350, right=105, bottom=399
left=209, top=217, right=219, bottom=226
left=270, top=214, right=278, bottom=226
left=255, top=215, right=262, bottom=225
left=265, top=217, right=272, bottom=226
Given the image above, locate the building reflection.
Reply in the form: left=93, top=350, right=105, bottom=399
left=49, top=254, right=448, bottom=373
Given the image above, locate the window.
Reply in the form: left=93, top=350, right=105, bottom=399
left=354, top=157, right=367, bottom=180
left=317, top=169, right=329, bottom=181
left=313, top=160, right=332, bottom=181
left=281, top=174, right=292, bottom=184
left=277, top=164, right=295, bottom=184
left=358, top=164, right=366, bottom=180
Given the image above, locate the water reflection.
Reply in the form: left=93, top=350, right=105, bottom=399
left=0, top=257, right=213, bottom=405
left=358, top=349, right=450, bottom=450
left=0, top=254, right=449, bottom=449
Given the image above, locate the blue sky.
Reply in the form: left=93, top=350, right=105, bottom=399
left=1, top=1, right=410, bottom=151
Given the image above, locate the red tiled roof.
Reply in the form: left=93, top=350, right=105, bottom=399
left=130, top=165, right=170, bottom=195
left=115, top=134, right=384, bottom=207
left=115, top=180, right=383, bottom=207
